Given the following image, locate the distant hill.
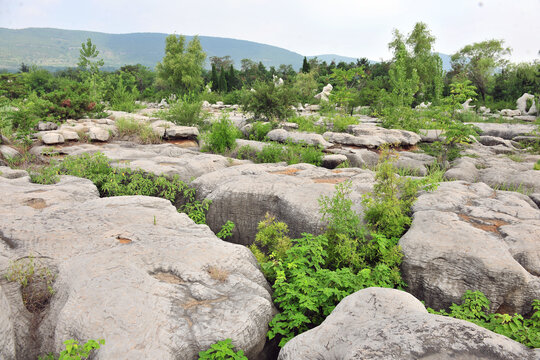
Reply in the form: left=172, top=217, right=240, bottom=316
left=0, top=28, right=452, bottom=72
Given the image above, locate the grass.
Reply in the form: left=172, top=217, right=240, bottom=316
left=534, top=159, right=540, bottom=170
left=115, top=117, right=161, bottom=144
left=505, top=153, right=524, bottom=163
left=493, top=183, right=533, bottom=196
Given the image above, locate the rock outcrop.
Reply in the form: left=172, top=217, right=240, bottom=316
left=279, top=287, right=540, bottom=360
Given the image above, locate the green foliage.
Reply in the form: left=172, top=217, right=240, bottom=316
left=114, top=117, right=161, bottom=144
left=362, top=148, right=438, bottom=238
left=387, top=34, right=418, bottom=107
left=78, top=38, right=104, bottom=73
left=292, top=72, right=318, bottom=104
left=330, top=114, right=358, bottom=132
left=428, top=291, right=540, bottom=348
left=248, top=121, right=274, bottom=141
left=241, top=80, right=295, bottom=121
left=156, top=35, right=206, bottom=94
left=108, top=75, right=140, bottom=112
left=204, top=114, right=241, bottom=154
left=216, top=220, right=236, bottom=240
left=197, top=339, right=247, bottom=360
left=163, top=95, right=208, bottom=127
left=534, top=159, right=540, bottom=170
left=318, top=181, right=363, bottom=240
left=29, top=163, right=60, bottom=185
left=287, top=115, right=324, bottom=134
left=39, top=339, right=105, bottom=360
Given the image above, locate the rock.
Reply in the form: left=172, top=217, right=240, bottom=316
left=419, top=129, right=445, bottom=143
left=36, top=143, right=238, bottom=183
left=478, top=135, right=517, bottom=149
left=415, top=101, right=431, bottom=109
left=0, top=145, right=21, bottom=159
left=235, top=139, right=274, bottom=153
left=304, top=104, right=320, bottom=112
left=0, top=175, right=275, bottom=360
left=37, top=122, right=58, bottom=131
left=514, top=115, right=538, bottom=122
left=531, top=193, right=540, bottom=208
left=500, top=109, right=522, bottom=117
left=273, top=75, right=284, bottom=87
left=1, top=134, right=11, bottom=145
left=329, top=148, right=380, bottom=168
left=462, top=98, right=475, bottom=111
left=164, top=126, right=199, bottom=139
left=314, top=84, right=332, bottom=102
left=394, top=151, right=434, bottom=176
left=516, top=93, right=536, bottom=114
left=321, top=154, right=348, bottom=169
left=400, top=181, right=540, bottom=314
left=0, top=166, right=28, bottom=179
left=444, top=157, right=479, bottom=182
left=469, top=122, right=537, bottom=140
left=280, top=122, right=299, bottom=131
left=59, top=130, right=79, bottom=141
left=478, top=106, right=491, bottom=114
left=40, top=132, right=65, bottom=145
left=202, top=100, right=211, bottom=108
left=513, top=136, right=540, bottom=145
left=0, top=284, right=16, bottom=360
left=88, top=127, right=110, bottom=142
left=324, top=125, right=421, bottom=148
left=158, top=98, right=169, bottom=108
left=267, top=129, right=333, bottom=149
left=193, top=163, right=374, bottom=245
left=279, top=287, right=540, bottom=360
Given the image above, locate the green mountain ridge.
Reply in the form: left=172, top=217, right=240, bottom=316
left=0, top=27, right=452, bottom=72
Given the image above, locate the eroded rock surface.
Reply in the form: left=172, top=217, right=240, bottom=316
left=401, top=181, right=540, bottom=314
left=279, top=288, right=540, bottom=360
left=0, top=174, right=275, bottom=360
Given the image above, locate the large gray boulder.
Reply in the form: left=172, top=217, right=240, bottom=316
left=469, top=122, right=537, bottom=140
left=279, top=287, right=540, bottom=360
left=193, top=163, right=374, bottom=245
left=0, top=175, right=275, bottom=360
left=517, top=93, right=536, bottom=114
left=324, top=124, right=421, bottom=148
left=267, top=129, right=333, bottom=149
left=0, top=284, right=16, bottom=360
left=400, top=181, right=540, bottom=314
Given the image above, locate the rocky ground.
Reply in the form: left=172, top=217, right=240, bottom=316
left=1, top=105, right=539, bottom=359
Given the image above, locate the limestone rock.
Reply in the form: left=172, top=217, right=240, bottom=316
left=0, top=284, right=16, bottom=360
left=400, top=181, right=540, bottom=314
left=0, top=145, right=21, bottom=159
left=500, top=109, right=522, bottom=117
left=324, top=125, right=420, bottom=148
left=462, top=98, right=475, bottom=111
left=164, top=126, right=199, bottom=139
left=37, top=122, right=58, bottom=131
left=321, top=154, right=348, bottom=169
left=88, top=127, right=110, bottom=142
left=279, top=288, right=540, bottom=360
left=193, top=163, right=374, bottom=245
left=517, top=93, right=536, bottom=114
left=0, top=175, right=276, bottom=360
left=314, top=84, right=332, bottom=102
left=267, top=129, right=333, bottom=149
left=40, top=132, right=64, bottom=145
left=0, top=166, right=28, bottom=179
left=469, top=122, right=537, bottom=140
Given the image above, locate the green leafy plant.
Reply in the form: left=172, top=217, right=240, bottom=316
left=428, top=291, right=540, bottom=348
left=240, top=80, right=295, bottom=121
left=162, top=95, right=209, bottom=127
left=533, top=159, right=540, bottom=170
left=248, top=121, right=274, bottom=141
left=39, top=338, right=105, bottom=360
left=115, top=117, right=161, bottom=144
left=216, top=220, right=236, bottom=240
left=197, top=339, right=247, bottom=360
left=203, top=114, right=241, bottom=154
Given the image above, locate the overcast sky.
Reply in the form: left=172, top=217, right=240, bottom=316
left=1, top=0, right=539, bottom=63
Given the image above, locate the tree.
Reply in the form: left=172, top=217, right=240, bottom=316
left=219, top=67, right=227, bottom=92
left=388, top=37, right=418, bottom=107
left=209, top=55, right=233, bottom=70
left=78, top=38, right=104, bottom=74
left=19, top=62, right=30, bottom=73
left=301, top=56, right=311, bottom=73
left=227, top=64, right=237, bottom=91
left=156, top=34, right=206, bottom=94
left=451, top=39, right=511, bottom=102
left=210, top=64, right=219, bottom=92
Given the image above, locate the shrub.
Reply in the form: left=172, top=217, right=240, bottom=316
left=534, top=159, right=540, bottom=170
left=204, top=114, right=240, bottom=154
left=248, top=121, right=273, bottom=141
left=330, top=114, right=358, bottom=132
left=256, top=143, right=284, bottom=163
left=241, top=80, right=295, bottom=121
left=428, top=290, right=540, bottom=348
left=197, top=339, right=247, bottom=360
left=39, top=339, right=105, bottom=360
left=163, top=95, right=208, bottom=127
left=109, top=77, right=140, bottom=112
left=288, top=115, right=324, bottom=134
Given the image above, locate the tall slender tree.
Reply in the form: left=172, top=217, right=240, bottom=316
left=301, top=56, right=311, bottom=73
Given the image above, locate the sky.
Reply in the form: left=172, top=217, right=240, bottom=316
left=1, top=0, right=539, bottom=63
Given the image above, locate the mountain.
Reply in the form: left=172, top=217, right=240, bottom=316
left=0, top=28, right=452, bottom=72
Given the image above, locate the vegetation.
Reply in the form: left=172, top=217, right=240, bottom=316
left=203, top=114, right=241, bottom=153
left=428, top=291, right=540, bottom=348
left=197, top=339, right=247, bottom=360
left=39, top=339, right=105, bottom=360
left=115, top=117, right=161, bottom=144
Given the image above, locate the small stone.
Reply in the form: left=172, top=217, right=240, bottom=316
left=37, top=121, right=58, bottom=131
left=88, top=127, right=110, bottom=142
left=41, top=132, right=65, bottom=145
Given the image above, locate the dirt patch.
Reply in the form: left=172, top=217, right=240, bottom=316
left=183, top=296, right=228, bottom=310
left=166, top=139, right=199, bottom=148
left=117, top=236, right=132, bottom=244
left=152, top=271, right=184, bottom=285
left=312, top=177, right=348, bottom=184
left=332, top=170, right=342, bottom=174
left=269, top=168, right=300, bottom=176
left=458, top=214, right=510, bottom=233
left=24, top=198, right=47, bottom=209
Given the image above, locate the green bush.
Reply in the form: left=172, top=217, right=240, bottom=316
left=288, top=115, right=324, bottom=134
left=241, top=80, right=295, bottom=121
left=534, top=159, right=540, bottom=170
left=198, top=339, right=247, bottom=360
left=109, top=77, right=140, bottom=113
left=256, top=143, right=284, bottom=163
left=428, top=291, right=540, bottom=348
left=115, top=117, right=161, bottom=144
left=163, top=95, right=208, bottom=127
left=248, top=121, right=274, bottom=141
left=39, top=339, right=105, bottom=360
left=204, top=114, right=240, bottom=154
left=330, top=114, right=358, bottom=132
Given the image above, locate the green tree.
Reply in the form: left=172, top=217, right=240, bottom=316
left=210, top=64, right=219, bottom=92
left=78, top=38, right=104, bottom=74
left=388, top=36, right=418, bottom=107
left=227, top=64, right=237, bottom=90
left=451, top=39, right=511, bottom=102
left=301, top=56, right=311, bottom=73
left=156, top=35, right=206, bottom=94
left=219, top=67, right=228, bottom=92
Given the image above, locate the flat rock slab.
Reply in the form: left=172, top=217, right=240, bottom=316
left=324, top=124, right=421, bottom=148
left=400, top=181, right=540, bottom=314
left=469, top=122, right=538, bottom=140
left=193, top=163, right=374, bottom=245
left=32, top=143, right=245, bottom=183
left=279, top=287, right=540, bottom=360
left=0, top=175, right=275, bottom=360
left=267, top=129, right=333, bottom=148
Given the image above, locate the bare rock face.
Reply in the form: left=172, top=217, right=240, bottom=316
left=0, top=175, right=275, bottom=360
left=88, top=127, right=110, bottom=142
left=324, top=124, right=421, bottom=148
left=517, top=93, right=536, bottom=115
left=266, top=129, right=333, bottom=149
left=40, top=132, right=65, bottom=145
left=0, top=283, right=16, bottom=360
left=278, top=288, right=540, bottom=360
left=400, top=181, right=540, bottom=314
left=468, top=122, right=538, bottom=140
left=193, top=163, right=374, bottom=245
